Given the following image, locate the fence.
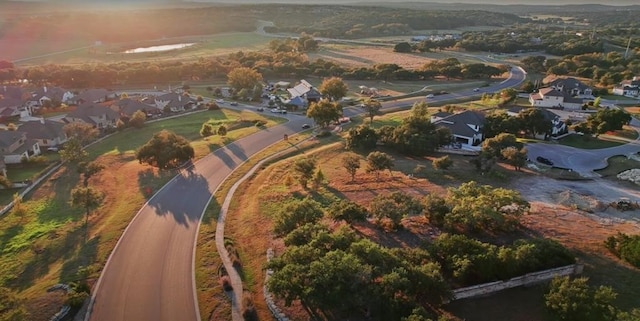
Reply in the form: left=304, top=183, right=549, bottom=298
left=452, top=264, right=583, bottom=301
left=0, top=162, right=64, bottom=217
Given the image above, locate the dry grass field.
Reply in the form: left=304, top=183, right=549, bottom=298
left=221, top=135, right=640, bottom=321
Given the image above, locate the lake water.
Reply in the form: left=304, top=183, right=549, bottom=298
left=124, top=43, right=195, bottom=54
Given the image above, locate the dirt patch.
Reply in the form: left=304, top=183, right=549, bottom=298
left=310, top=47, right=433, bottom=69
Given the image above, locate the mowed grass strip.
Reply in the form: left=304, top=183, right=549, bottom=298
left=0, top=108, right=282, bottom=321
left=558, top=133, right=625, bottom=149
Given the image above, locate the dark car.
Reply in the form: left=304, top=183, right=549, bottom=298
left=536, top=156, right=554, bottom=166
left=229, top=102, right=238, bottom=106
left=256, top=107, right=264, bottom=112
left=302, top=124, right=311, bottom=129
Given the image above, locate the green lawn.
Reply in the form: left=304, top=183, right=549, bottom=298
left=557, top=134, right=625, bottom=149
left=87, top=109, right=283, bottom=158
left=595, top=155, right=640, bottom=177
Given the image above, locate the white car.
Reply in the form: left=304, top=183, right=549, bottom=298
left=473, top=88, right=480, bottom=92
left=215, top=99, right=224, bottom=103
left=425, top=94, right=434, bottom=98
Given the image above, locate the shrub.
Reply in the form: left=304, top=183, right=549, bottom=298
left=66, top=291, right=89, bottom=308
left=220, top=276, right=232, bottom=291
left=242, top=294, right=258, bottom=321
left=413, top=164, right=427, bottom=177
left=432, top=155, right=453, bottom=170
left=605, top=233, right=640, bottom=268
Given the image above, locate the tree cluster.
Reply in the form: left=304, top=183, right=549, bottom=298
left=545, top=277, right=626, bottom=321
left=268, top=223, right=450, bottom=320
left=430, top=233, right=575, bottom=286
left=573, top=108, right=632, bottom=138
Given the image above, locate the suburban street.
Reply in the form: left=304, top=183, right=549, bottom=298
left=526, top=115, right=640, bottom=176
left=85, top=64, right=526, bottom=321
left=86, top=115, right=308, bottom=321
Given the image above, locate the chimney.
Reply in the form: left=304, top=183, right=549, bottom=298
left=40, top=118, right=45, bottom=124
left=43, top=86, right=47, bottom=93
left=178, top=95, right=182, bottom=102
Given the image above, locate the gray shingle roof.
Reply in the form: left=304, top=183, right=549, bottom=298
left=18, top=119, right=65, bottom=140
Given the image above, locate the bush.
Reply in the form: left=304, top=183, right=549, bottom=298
left=66, top=291, right=89, bottom=308
left=432, top=155, right=453, bottom=170
left=220, top=276, right=232, bottom=291
left=605, top=233, right=640, bottom=268
left=242, top=294, right=258, bottom=321
left=413, top=164, right=427, bottom=177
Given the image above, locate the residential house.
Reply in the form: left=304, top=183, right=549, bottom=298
left=18, top=119, right=68, bottom=148
left=110, top=98, right=162, bottom=118
left=287, top=80, right=322, bottom=107
left=432, top=110, right=485, bottom=149
left=153, top=93, right=197, bottom=113
left=507, top=107, right=568, bottom=137
left=0, top=130, right=41, bottom=164
left=547, top=77, right=593, bottom=98
left=612, top=77, right=640, bottom=98
left=0, top=98, right=27, bottom=121
left=27, top=86, right=74, bottom=109
left=529, top=88, right=565, bottom=108
left=430, top=111, right=453, bottom=123
left=63, top=102, right=120, bottom=129
left=76, top=89, right=118, bottom=104
left=0, top=85, right=26, bottom=100
left=530, top=77, right=593, bottom=110
left=0, top=86, right=30, bottom=119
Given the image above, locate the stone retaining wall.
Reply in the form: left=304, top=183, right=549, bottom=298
left=452, top=264, right=583, bottom=300
left=264, top=248, right=289, bottom=321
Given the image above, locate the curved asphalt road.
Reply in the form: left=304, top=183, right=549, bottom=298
left=86, top=114, right=308, bottom=321
left=526, top=115, right=640, bottom=176
left=86, top=66, right=526, bottom=321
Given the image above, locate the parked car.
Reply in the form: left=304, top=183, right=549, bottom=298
left=302, top=124, right=311, bottom=129
left=47, top=146, right=59, bottom=152
left=536, top=156, right=554, bottom=166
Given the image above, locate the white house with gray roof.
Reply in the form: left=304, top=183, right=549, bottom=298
left=0, top=130, right=41, bottom=164
left=432, top=110, right=485, bottom=149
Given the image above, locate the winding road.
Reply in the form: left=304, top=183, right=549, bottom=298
left=85, top=64, right=526, bottom=321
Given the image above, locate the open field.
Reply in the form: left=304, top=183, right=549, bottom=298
left=310, top=45, right=491, bottom=70
left=13, top=32, right=271, bottom=66
left=0, top=108, right=282, bottom=321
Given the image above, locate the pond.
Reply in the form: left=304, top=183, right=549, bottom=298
left=123, top=43, right=196, bottom=54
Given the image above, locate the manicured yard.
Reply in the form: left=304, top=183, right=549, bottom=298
left=88, top=109, right=284, bottom=159
left=557, top=134, right=625, bottom=149
left=595, top=155, right=640, bottom=177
